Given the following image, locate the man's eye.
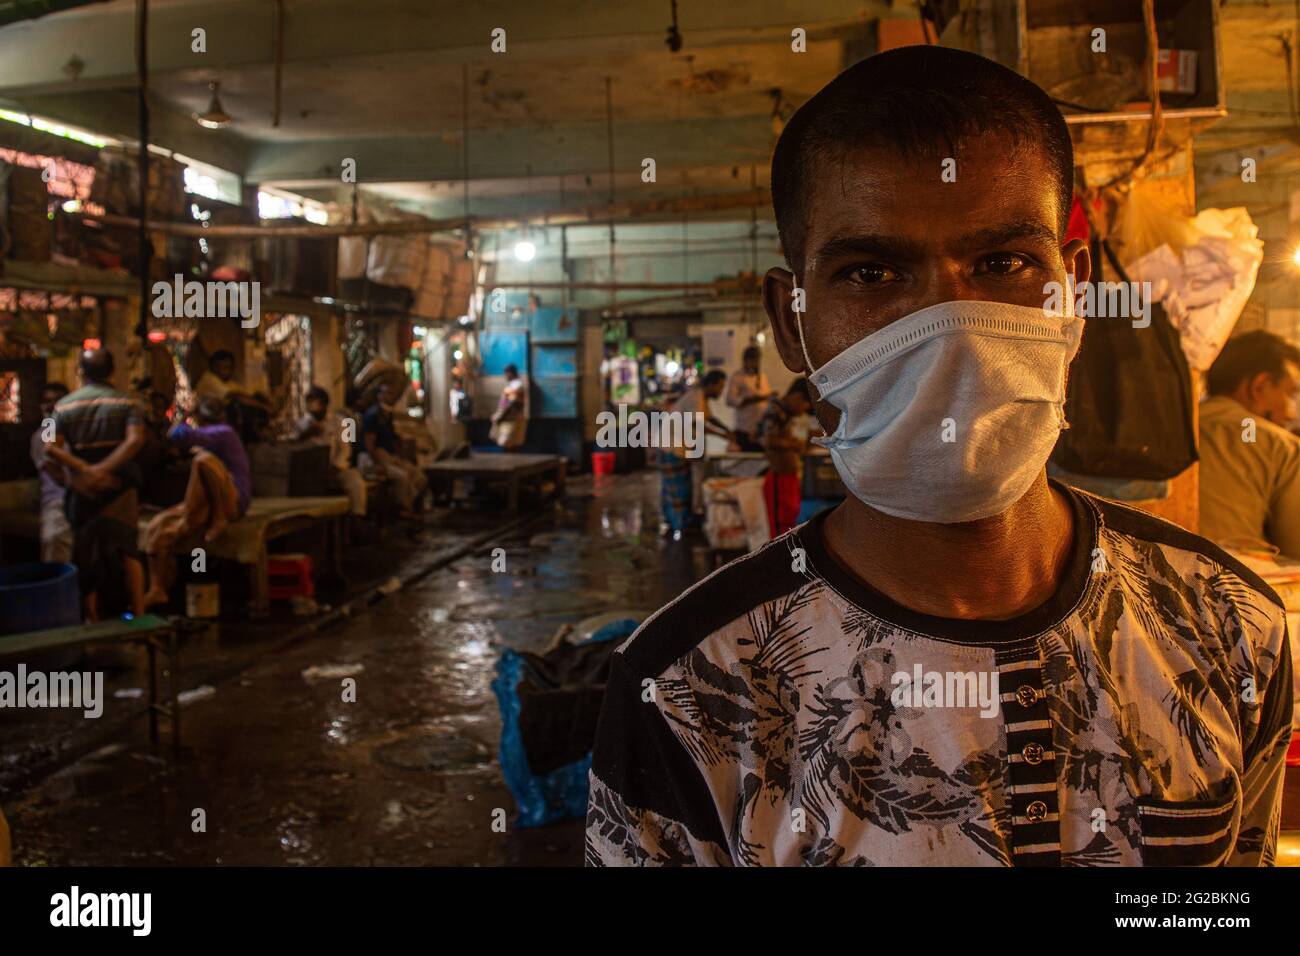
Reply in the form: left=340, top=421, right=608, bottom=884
left=979, top=253, right=1028, bottom=275
left=848, top=264, right=900, bottom=284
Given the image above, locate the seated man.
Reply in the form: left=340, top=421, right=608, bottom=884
left=358, top=380, right=427, bottom=519
left=294, top=385, right=366, bottom=517
left=756, top=377, right=816, bottom=536
left=194, top=348, right=273, bottom=444
left=29, top=381, right=72, bottom=563
left=142, top=397, right=251, bottom=608
left=1199, top=330, right=1300, bottom=558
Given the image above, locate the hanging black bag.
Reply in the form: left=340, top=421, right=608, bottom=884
left=1050, top=237, right=1198, bottom=480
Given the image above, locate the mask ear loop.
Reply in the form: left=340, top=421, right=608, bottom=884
left=796, top=310, right=815, bottom=378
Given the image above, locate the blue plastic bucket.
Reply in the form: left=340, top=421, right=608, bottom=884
left=0, top=562, right=81, bottom=636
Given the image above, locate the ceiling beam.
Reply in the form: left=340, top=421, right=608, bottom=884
left=245, top=113, right=774, bottom=186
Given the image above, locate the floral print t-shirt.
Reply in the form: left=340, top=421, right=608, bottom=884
left=585, top=482, right=1294, bottom=866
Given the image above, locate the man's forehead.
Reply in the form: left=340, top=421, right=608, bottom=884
left=803, top=137, right=1060, bottom=251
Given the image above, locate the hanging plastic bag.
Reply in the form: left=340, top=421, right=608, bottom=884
left=1123, top=206, right=1264, bottom=371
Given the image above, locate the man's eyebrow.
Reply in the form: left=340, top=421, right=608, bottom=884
left=808, top=234, right=926, bottom=269
left=952, top=220, right=1059, bottom=249
left=808, top=220, right=1059, bottom=271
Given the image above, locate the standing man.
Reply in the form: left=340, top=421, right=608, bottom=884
left=756, top=377, right=816, bottom=536
left=29, top=381, right=72, bottom=563
left=725, top=346, right=773, bottom=451
left=586, top=46, right=1291, bottom=867
left=491, top=363, right=528, bottom=451
left=45, top=349, right=147, bottom=620
left=659, top=370, right=729, bottom=538
left=359, top=380, right=426, bottom=519
left=1199, top=330, right=1300, bottom=557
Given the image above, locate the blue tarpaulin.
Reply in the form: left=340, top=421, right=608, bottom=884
left=491, top=617, right=640, bottom=828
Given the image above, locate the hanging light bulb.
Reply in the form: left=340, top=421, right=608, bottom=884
left=514, top=239, right=536, bottom=262
left=194, top=81, right=233, bottom=129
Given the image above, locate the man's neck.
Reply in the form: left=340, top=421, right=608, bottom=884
left=1225, top=389, right=1273, bottom=425
left=821, top=472, right=1075, bottom=621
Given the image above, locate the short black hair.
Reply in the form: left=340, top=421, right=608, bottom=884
left=195, top=396, right=226, bottom=424
left=306, top=386, right=330, bottom=406
left=503, top=363, right=519, bottom=378
left=43, top=381, right=69, bottom=399
left=209, top=349, right=235, bottom=366
left=771, top=45, right=1074, bottom=273
left=1207, top=330, right=1300, bottom=396
left=702, top=370, right=727, bottom=388
left=80, top=348, right=114, bottom=382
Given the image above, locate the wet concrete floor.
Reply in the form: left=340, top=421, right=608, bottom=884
left=3, top=471, right=711, bottom=866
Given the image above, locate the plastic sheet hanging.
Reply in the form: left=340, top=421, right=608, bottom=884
left=1110, top=187, right=1263, bottom=372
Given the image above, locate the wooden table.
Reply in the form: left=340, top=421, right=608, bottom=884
left=426, top=453, right=567, bottom=513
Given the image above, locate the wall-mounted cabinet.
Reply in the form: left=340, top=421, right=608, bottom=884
left=940, top=0, right=1225, bottom=124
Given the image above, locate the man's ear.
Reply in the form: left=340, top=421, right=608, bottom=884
left=762, top=266, right=808, bottom=374
left=1062, top=238, right=1090, bottom=291
left=1248, top=371, right=1274, bottom=404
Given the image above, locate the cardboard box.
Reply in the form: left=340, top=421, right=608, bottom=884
left=1156, top=49, right=1197, bottom=95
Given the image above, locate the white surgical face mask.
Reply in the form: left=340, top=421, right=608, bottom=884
left=797, top=297, right=1083, bottom=523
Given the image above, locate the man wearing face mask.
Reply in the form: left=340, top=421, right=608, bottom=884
left=586, top=46, right=1292, bottom=867
left=1199, top=330, right=1300, bottom=559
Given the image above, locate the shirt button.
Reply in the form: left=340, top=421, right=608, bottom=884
left=1026, top=800, right=1048, bottom=823
left=1016, top=685, right=1038, bottom=708
left=1022, top=742, right=1044, bottom=765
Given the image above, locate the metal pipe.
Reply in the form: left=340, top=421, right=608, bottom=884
left=134, top=0, right=149, bottom=348
left=488, top=279, right=755, bottom=292
left=271, top=0, right=284, bottom=128
left=76, top=188, right=771, bottom=238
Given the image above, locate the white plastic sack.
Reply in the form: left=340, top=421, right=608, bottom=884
left=367, top=233, right=426, bottom=290
left=703, top=476, right=769, bottom=551
left=1125, top=207, right=1264, bottom=371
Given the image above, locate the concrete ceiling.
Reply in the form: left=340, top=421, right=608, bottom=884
left=0, top=0, right=893, bottom=219
left=5, top=0, right=1300, bottom=227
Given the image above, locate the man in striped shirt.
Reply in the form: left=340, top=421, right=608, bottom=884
left=45, top=348, right=147, bottom=620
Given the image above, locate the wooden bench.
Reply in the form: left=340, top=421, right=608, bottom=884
left=0, top=487, right=350, bottom=617
left=140, top=495, right=350, bottom=616
left=0, top=613, right=180, bottom=746
left=426, top=453, right=567, bottom=514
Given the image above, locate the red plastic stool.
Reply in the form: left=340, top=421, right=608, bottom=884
left=267, top=553, right=314, bottom=600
